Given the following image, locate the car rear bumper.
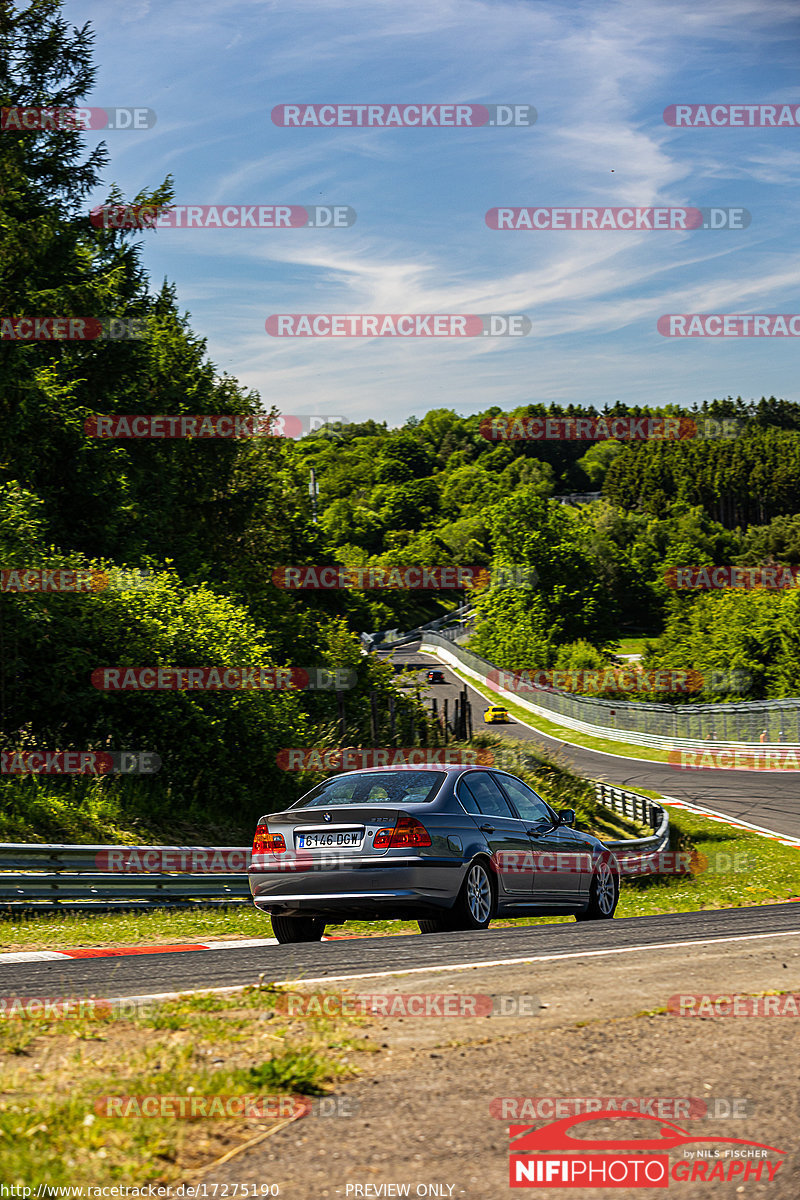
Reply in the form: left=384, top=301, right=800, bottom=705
left=249, top=857, right=463, bottom=918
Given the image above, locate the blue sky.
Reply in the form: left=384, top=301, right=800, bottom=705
left=64, top=0, right=800, bottom=425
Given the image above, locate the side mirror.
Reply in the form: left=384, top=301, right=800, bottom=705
left=558, top=809, right=576, bottom=827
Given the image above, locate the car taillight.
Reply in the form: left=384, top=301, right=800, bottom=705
left=373, top=815, right=432, bottom=849
left=252, top=823, right=286, bottom=854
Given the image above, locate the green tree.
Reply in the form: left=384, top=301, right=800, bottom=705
left=469, top=494, right=616, bottom=669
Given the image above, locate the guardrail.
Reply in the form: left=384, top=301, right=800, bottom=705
left=592, top=783, right=672, bottom=876
left=420, top=632, right=800, bottom=749
left=0, top=844, right=252, bottom=912
left=363, top=604, right=474, bottom=650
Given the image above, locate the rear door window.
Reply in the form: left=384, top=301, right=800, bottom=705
left=459, top=773, right=516, bottom=818
left=494, top=774, right=554, bottom=825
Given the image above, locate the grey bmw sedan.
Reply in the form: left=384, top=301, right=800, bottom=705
left=249, top=764, right=619, bottom=943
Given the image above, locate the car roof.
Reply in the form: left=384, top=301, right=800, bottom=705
left=320, top=763, right=495, bottom=777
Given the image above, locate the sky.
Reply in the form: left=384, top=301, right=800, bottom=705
left=61, top=0, right=800, bottom=427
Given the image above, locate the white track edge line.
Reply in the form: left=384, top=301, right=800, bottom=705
left=0, top=950, right=69, bottom=963
left=658, top=795, right=800, bottom=847
left=94, top=928, right=800, bottom=1004
left=0, top=938, right=278, bottom=963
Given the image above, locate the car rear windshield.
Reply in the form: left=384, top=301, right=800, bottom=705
left=295, top=771, right=446, bottom=807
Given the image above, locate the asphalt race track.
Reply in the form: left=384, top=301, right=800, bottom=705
left=384, top=643, right=800, bottom=840
left=1, top=904, right=797, bottom=999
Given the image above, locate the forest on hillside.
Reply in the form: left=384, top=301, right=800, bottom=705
left=4, top=3, right=800, bottom=839
left=285, top=402, right=800, bottom=700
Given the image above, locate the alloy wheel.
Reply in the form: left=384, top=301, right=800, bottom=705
left=596, top=862, right=616, bottom=915
left=466, top=863, right=492, bottom=924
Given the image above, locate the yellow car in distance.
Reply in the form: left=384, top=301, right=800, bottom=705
left=484, top=705, right=511, bottom=724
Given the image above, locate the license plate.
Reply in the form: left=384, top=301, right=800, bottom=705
left=297, top=831, right=362, bottom=849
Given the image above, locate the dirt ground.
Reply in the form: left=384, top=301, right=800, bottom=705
left=193, top=932, right=800, bottom=1199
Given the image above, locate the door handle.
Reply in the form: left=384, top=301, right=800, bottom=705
left=479, top=824, right=495, bottom=834
left=526, top=828, right=540, bottom=836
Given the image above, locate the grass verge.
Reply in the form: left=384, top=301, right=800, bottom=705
left=0, top=984, right=371, bottom=1187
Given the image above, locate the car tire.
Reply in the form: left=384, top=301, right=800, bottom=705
left=417, top=917, right=451, bottom=934
left=448, top=860, right=496, bottom=931
left=270, top=914, right=326, bottom=943
left=575, top=857, right=619, bottom=920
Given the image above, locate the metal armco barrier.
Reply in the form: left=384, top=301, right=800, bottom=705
left=363, top=603, right=474, bottom=650
left=593, top=782, right=672, bottom=875
left=420, top=633, right=800, bottom=749
left=0, top=843, right=251, bottom=911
